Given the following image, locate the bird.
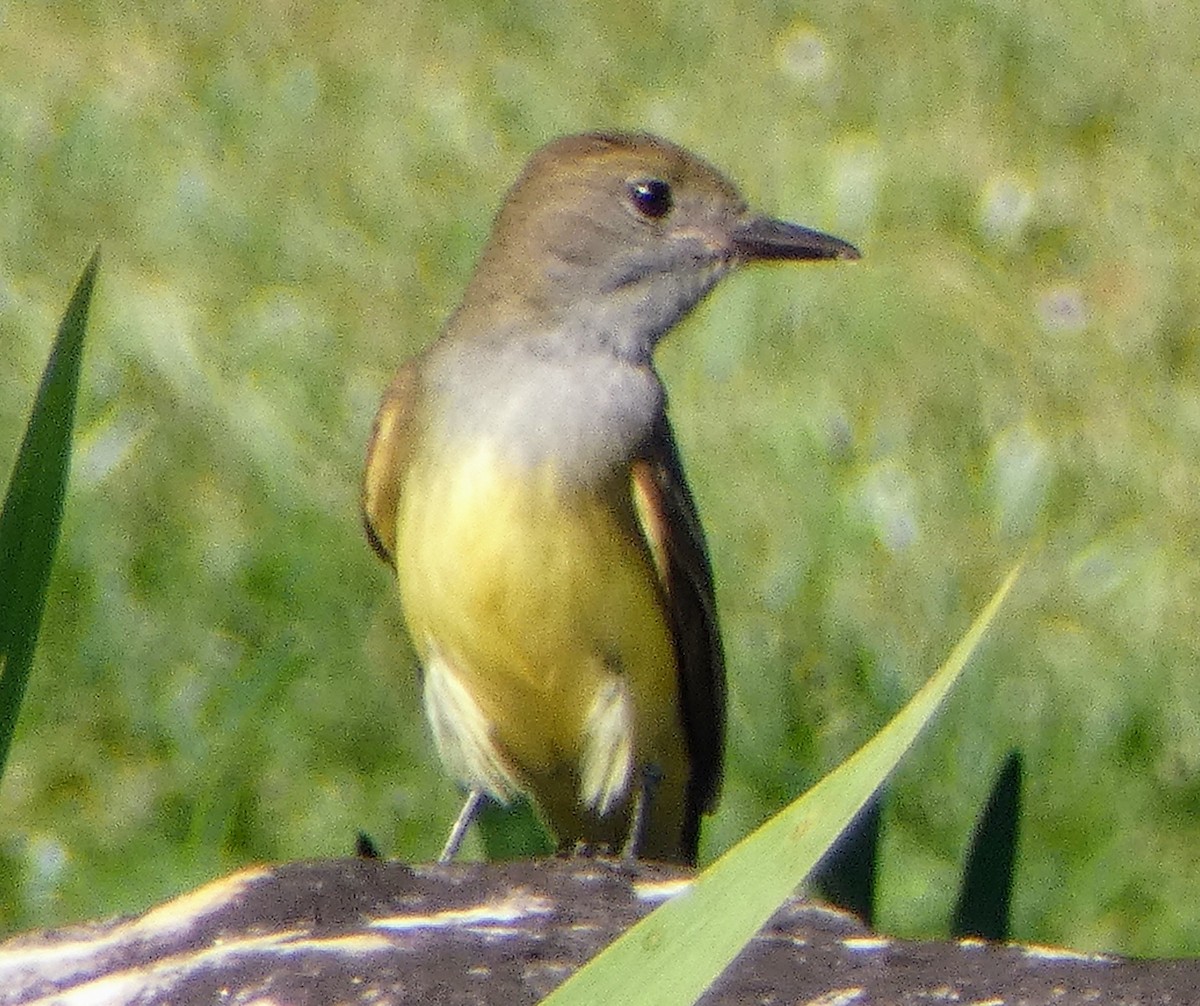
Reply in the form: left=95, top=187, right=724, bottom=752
left=362, top=131, right=859, bottom=865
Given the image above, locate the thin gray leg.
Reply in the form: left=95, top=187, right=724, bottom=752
left=621, top=764, right=662, bottom=860
left=440, top=789, right=486, bottom=863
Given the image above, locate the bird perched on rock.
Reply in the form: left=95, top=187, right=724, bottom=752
left=363, top=131, right=859, bottom=864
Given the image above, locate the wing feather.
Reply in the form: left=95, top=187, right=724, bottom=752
left=631, top=419, right=726, bottom=854
left=362, top=361, right=423, bottom=567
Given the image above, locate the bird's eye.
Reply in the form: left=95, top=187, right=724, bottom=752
left=627, top=178, right=673, bottom=219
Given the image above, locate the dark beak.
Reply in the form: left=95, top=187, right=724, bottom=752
left=731, top=216, right=861, bottom=262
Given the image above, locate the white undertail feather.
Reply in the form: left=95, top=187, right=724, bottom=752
left=579, top=675, right=636, bottom=815
left=423, top=644, right=521, bottom=803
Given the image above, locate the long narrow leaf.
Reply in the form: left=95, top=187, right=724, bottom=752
left=952, top=748, right=1023, bottom=941
left=541, top=561, right=1022, bottom=1006
left=812, top=792, right=882, bottom=927
left=0, top=251, right=100, bottom=778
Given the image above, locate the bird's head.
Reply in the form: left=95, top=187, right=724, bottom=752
left=452, top=132, right=860, bottom=362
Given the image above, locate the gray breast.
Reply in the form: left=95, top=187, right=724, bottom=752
left=424, top=336, right=665, bottom=486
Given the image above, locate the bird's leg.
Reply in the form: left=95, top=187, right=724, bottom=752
left=621, top=764, right=663, bottom=860
left=440, top=788, right=486, bottom=863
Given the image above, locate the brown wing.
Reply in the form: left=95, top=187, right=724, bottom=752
left=362, top=361, right=423, bottom=568
left=631, top=417, right=726, bottom=856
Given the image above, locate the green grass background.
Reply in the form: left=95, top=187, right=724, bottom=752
left=2, top=1, right=1197, bottom=956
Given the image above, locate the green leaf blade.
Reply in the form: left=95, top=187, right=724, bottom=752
left=0, top=250, right=100, bottom=776
left=952, top=749, right=1023, bottom=942
left=540, top=560, right=1022, bottom=1006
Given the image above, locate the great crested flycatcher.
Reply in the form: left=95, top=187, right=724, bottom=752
left=362, top=131, right=859, bottom=864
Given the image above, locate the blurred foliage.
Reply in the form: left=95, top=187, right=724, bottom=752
left=1, top=0, right=1197, bottom=956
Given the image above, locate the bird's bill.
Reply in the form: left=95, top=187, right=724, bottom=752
left=731, top=216, right=861, bottom=262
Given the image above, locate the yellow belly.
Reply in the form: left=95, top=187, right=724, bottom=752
left=395, top=443, right=687, bottom=846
